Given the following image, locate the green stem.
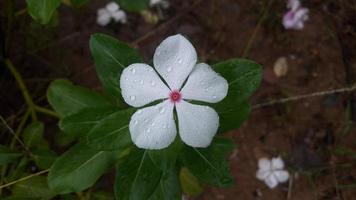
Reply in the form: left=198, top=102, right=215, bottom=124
left=0, top=169, right=49, bottom=189
left=35, top=106, right=59, bottom=118
left=5, top=59, right=37, bottom=121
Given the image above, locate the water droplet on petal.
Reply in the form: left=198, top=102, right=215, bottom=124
left=146, top=128, right=151, bottom=133
left=200, top=81, right=205, bottom=86
left=205, top=88, right=209, bottom=92
left=151, top=122, right=155, bottom=126
left=130, top=95, right=136, bottom=101
left=177, top=58, right=183, bottom=64
left=130, top=68, right=136, bottom=74
left=167, top=67, right=172, bottom=72
left=162, top=124, right=168, bottom=129
left=140, top=80, right=144, bottom=85
left=156, top=51, right=161, bottom=56
left=150, top=80, right=156, bottom=87
left=125, top=77, right=129, bottom=81
left=137, top=109, right=142, bottom=114
left=149, top=68, right=154, bottom=72
left=133, top=120, right=138, bottom=125
left=212, top=95, right=217, bottom=99
left=159, top=107, right=165, bottom=114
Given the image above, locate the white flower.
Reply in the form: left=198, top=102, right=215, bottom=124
left=256, top=157, right=290, bottom=189
left=150, top=0, right=169, bottom=8
left=120, top=34, right=228, bottom=150
left=282, top=0, right=309, bottom=30
left=97, top=2, right=127, bottom=26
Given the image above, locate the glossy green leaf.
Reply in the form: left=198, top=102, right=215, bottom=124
left=23, top=121, right=46, bottom=149
left=89, top=33, right=143, bottom=99
left=0, top=145, right=22, bottom=166
left=115, top=149, right=162, bottom=200
left=148, top=138, right=182, bottom=171
left=213, top=59, right=262, bottom=104
left=149, top=168, right=181, bottom=200
left=26, top=0, right=61, bottom=24
left=116, top=0, right=149, bottom=12
left=60, top=106, right=119, bottom=137
left=86, top=108, right=134, bottom=150
left=12, top=175, right=56, bottom=199
left=214, top=101, right=251, bottom=133
left=179, top=167, right=203, bottom=197
left=48, top=143, right=116, bottom=194
left=180, top=137, right=235, bottom=187
left=32, top=149, right=57, bottom=169
left=47, top=79, right=111, bottom=117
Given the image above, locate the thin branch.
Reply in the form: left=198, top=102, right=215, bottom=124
left=252, top=84, right=356, bottom=109
left=0, top=169, right=49, bottom=189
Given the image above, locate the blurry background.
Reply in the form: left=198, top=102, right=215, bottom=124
left=1, top=0, right=356, bottom=199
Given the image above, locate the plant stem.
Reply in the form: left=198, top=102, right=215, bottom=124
left=34, top=106, right=60, bottom=118
left=0, top=169, right=49, bottom=189
left=5, top=59, right=37, bottom=121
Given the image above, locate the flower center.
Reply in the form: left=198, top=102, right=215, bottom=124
left=169, top=90, right=182, bottom=103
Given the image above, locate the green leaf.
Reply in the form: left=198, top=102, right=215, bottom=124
left=32, top=149, right=57, bottom=169
left=12, top=175, right=56, bottom=199
left=26, top=0, right=61, bottom=24
left=86, top=108, right=134, bottom=150
left=60, top=106, right=119, bottom=137
left=214, top=101, right=251, bottom=133
left=0, top=145, right=22, bottom=166
left=180, top=137, right=235, bottom=187
left=47, top=79, right=111, bottom=117
left=179, top=167, right=203, bottom=197
left=70, top=0, right=91, bottom=7
left=115, top=0, right=149, bottom=12
left=92, top=191, right=114, bottom=200
left=149, top=168, right=181, bottom=200
left=213, top=59, right=262, bottom=104
left=23, top=121, right=46, bottom=149
left=115, top=149, right=162, bottom=200
left=148, top=138, right=182, bottom=171
left=48, top=143, right=116, bottom=194
left=89, top=33, right=143, bottom=99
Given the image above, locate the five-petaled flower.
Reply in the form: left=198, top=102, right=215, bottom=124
left=282, top=0, right=309, bottom=30
left=256, top=157, right=290, bottom=189
left=120, top=34, right=228, bottom=150
left=97, top=2, right=127, bottom=26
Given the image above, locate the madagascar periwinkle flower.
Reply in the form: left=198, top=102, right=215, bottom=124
left=282, top=0, right=309, bottom=30
left=256, top=157, right=290, bottom=189
left=97, top=2, right=127, bottom=26
left=120, top=34, right=228, bottom=150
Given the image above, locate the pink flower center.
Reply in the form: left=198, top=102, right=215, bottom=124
left=169, top=90, right=182, bottom=103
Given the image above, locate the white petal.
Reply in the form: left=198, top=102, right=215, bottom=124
left=274, top=170, right=289, bottom=183
left=271, top=157, right=285, bottom=170
left=181, top=63, right=228, bottom=103
left=265, top=174, right=279, bottom=189
left=112, top=10, right=127, bottom=23
left=153, top=34, right=197, bottom=90
left=120, top=64, right=170, bottom=107
left=129, top=100, right=176, bottom=149
left=256, top=169, right=270, bottom=181
left=176, top=101, right=219, bottom=147
left=97, top=11, right=111, bottom=26
left=258, top=158, right=272, bottom=170
left=106, top=2, right=119, bottom=13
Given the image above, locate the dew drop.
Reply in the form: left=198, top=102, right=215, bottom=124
left=150, top=80, right=156, bottom=87
left=137, top=109, right=142, bottom=114
left=156, top=51, right=161, bottom=56
left=133, top=120, right=138, bottom=125
left=200, top=81, right=205, bottom=86
left=212, top=95, right=217, bottom=99
left=130, top=95, right=136, bottom=101
left=130, top=68, right=136, bottom=74
left=140, top=80, right=144, bottom=85
left=167, top=67, right=172, bottom=72
left=162, top=124, right=168, bottom=129
left=159, top=107, right=165, bottom=114
left=205, top=88, right=209, bottom=92
left=144, top=118, right=148, bottom=122
left=149, top=68, right=154, bottom=72
left=177, top=58, right=183, bottom=64
left=151, top=122, right=156, bottom=126
left=125, top=77, right=129, bottom=81
left=146, top=128, right=151, bottom=133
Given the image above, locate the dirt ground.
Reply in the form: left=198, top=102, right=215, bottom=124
left=1, top=0, right=356, bottom=199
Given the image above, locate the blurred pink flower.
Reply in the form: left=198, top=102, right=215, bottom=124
left=282, top=0, right=309, bottom=30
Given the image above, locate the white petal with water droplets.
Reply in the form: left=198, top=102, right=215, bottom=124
left=181, top=63, right=228, bottom=103
left=256, top=169, right=270, bottom=181
left=120, top=63, right=170, bottom=107
left=129, top=100, right=176, bottom=149
left=153, top=34, right=197, bottom=90
left=176, top=101, right=219, bottom=147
